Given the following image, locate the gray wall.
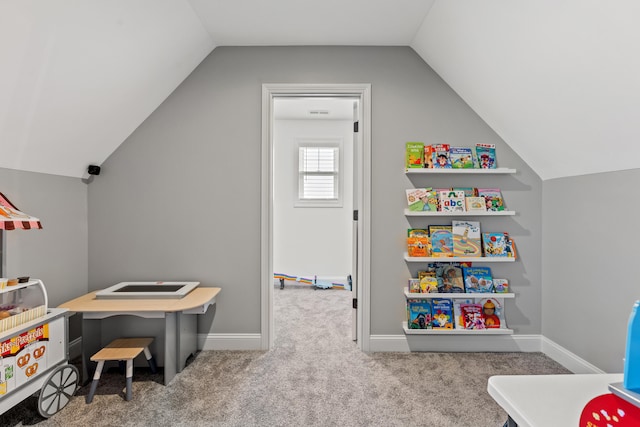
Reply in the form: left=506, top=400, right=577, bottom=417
left=543, top=169, right=640, bottom=373
left=87, top=46, right=542, bottom=339
left=0, top=168, right=88, bottom=309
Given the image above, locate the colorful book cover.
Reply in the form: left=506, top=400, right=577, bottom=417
left=420, top=276, right=439, bottom=293
left=431, top=144, right=452, bottom=168
left=428, top=225, right=453, bottom=257
left=406, top=142, right=424, bottom=168
left=453, top=298, right=474, bottom=329
left=493, top=278, right=510, bottom=293
left=477, top=188, right=505, bottom=211
left=424, top=145, right=434, bottom=169
left=476, top=297, right=504, bottom=329
left=427, top=262, right=471, bottom=293
left=452, top=220, right=482, bottom=257
left=431, top=298, right=454, bottom=329
left=407, top=299, right=432, bottom=329
left=462, top=266, right=494, bottom=293
left=408, top=278, right=421, bottom=293
left=437, top=264, right=465, bottom=293
left=406, top=188, right=430, bottom=211
left=439, top=190, right=465, bottom=212
left=407, top=229, right=430, bottom=257
left=433, top=188, right=450, bottom=211
left=460, top=303, right=486, bottom=329
left=465, top=196, right=487, bottom=212
left=406, top=188, right=438, bottom=212
left=452, top=187, right=478, bottom=198
left=482, top=232, right=510, bottom=257
left=475, top=143, right=497, bottom=169
left=450, top=147, right=475, bottom=169
left=505, top=236, right=517, bottom=259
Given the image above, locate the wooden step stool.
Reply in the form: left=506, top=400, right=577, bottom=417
left=86, top=337, right=157, bottom=403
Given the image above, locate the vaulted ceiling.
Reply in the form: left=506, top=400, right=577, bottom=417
left=2, top=1, right=638, bottom=180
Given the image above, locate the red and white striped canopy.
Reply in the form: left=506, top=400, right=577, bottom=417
left=0, top=192, right=42, bottom=230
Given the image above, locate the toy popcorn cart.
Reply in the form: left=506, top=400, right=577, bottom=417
left=0, top=193, right=79, bottom=417
left=0, top=279, right=78, bottom=417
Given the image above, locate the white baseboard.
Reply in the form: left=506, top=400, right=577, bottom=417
left=198, top=333, right=263, bottom=351
left=71, top=332, right=602, bottom=374
left=541, top=336, right=605, bottom=374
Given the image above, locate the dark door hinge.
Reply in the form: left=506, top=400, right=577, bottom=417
left=353, top=210, right=358, bottom=221
left=352, top=298, right=358, bottom=309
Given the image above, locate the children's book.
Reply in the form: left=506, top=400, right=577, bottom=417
left=407, top=229, right=430, bottom=257
left=493, top=278, right=510, bottom=294
left=407, top=299, right=432, bottom=329
left=462, top=266, right=493, bottom=293
left=406, top=188, right=439, bottom=212
left=452, top=220, right=482, bottom=257
left=452, top=187, right=478, bottom=198
left=460, top=303, right=486, bottom=330
left=449, top=147, right=475, bottom=169
left=420, top=276, right=439, bottom=293
left=476, top=297, right=504, bottom=329
left=428, top=225, right=453, bottom=257
left=406, top=188, right=437, bottom=212
left=423, top=145, right=434, bottom=169
left=465, top=196, right=487, bottom=212
left=412, top=272, right=438, bottom=293
left=475, top=143, right=497, bottom=169
left=453, top=298, right=474, bottom=329
left=477, top=188, right=505, bottom=211
left=431, top=298, right=454, bottom=329
left=482, top=232, right=510, bottom=257
left=438, top=264, right=465, bottom=293
left=505, top=236, right=517, bottom=259
left=433, top=188, right=450, bottom=211
left=427, top=262, right=470, bottom=293
left=439, top=190, right=465, bottom=212
left=431, top=144, right=452, bottom=168
left=406, top=142, right=424, bottom=168
left=408, top=278, right=421, bottom=293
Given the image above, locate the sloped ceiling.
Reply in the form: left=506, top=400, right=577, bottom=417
left=413, top=1, right=640, bottom=180
left=1, top=0, right=638, bottom=180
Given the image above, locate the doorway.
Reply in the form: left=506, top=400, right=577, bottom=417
left=272, top=96, right=355, bottom=344
left=261, top=84, right=371, bottom=351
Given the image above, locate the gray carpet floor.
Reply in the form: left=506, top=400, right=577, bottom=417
left=1, top=285, right=571, bottom=426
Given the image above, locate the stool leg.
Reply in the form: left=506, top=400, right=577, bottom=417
left=143, top=346, right=158, bottom=374
left=125, top=359, right=133, bottom=401
left=86, top=361, right=105, bottom=404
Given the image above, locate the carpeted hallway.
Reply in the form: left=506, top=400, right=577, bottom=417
left=1, top=285, right=570, bottom=426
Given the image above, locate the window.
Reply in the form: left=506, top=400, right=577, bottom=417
left=296, top=139, right=342, bottom=207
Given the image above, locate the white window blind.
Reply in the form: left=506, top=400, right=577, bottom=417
left=298, top=144, right=340, bottom=204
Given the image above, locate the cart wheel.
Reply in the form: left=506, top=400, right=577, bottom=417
left=37, top=364, right=79, bottom=418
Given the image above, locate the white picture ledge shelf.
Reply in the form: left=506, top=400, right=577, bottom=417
left=404, top=209, right=516, bottom=217
left=403, top=289, right=515, bottom=299
left=404, top=253, right=516, bottom=263
left=405, top=168, right=516, bottom=174
left=402, top=321, right=514, bottom=335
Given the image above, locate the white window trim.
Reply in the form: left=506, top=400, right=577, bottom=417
left=295, top=137, right=343, bottom=208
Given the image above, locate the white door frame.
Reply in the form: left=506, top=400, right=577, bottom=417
left=261, top=83, right=371, bottom=351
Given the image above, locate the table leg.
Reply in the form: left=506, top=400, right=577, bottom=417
left=177, top=312, right=197, bottom=373
left=163, top=312, right=178, bottom=385
left=80, top=316, right=102, bottom=385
